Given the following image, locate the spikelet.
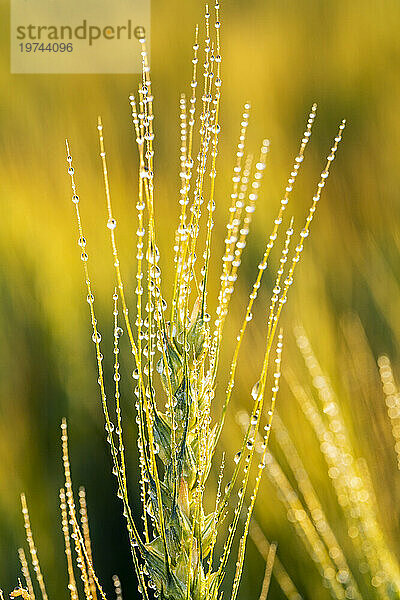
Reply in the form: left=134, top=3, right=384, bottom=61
left=12, top=2, right=346, bottom=599
left=61, top=2, right=344, bottom=597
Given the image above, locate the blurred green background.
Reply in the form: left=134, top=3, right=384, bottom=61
left=1, top=0, right=400, bottom=598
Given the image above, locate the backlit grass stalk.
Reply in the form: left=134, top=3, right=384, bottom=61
left=294, top=327, right=400, bottom=595
left=8, top=3, right=346, bottom=600
left=248, top=519, right=302, bottom=600
left=378, top=355, right=400, bottom=470
left=246, top=325, right=400, bottom=599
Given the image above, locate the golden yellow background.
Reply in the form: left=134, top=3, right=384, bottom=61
left=1, top=0, right=400, bottom=598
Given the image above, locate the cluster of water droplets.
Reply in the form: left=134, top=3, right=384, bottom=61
left=293, top=326, right=397, bottom=593
left=215, top=104, right=251, bottom=312
left=213, top=136, right=270, bottom=361
left=171, top=31, right=201, bottom=326
left=378, top=355, right=400, bottom=470
left=176, top=11, right=222, bottom=326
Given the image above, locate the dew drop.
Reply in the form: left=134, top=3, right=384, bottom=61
left=251, top=381, right=260, bottom=400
